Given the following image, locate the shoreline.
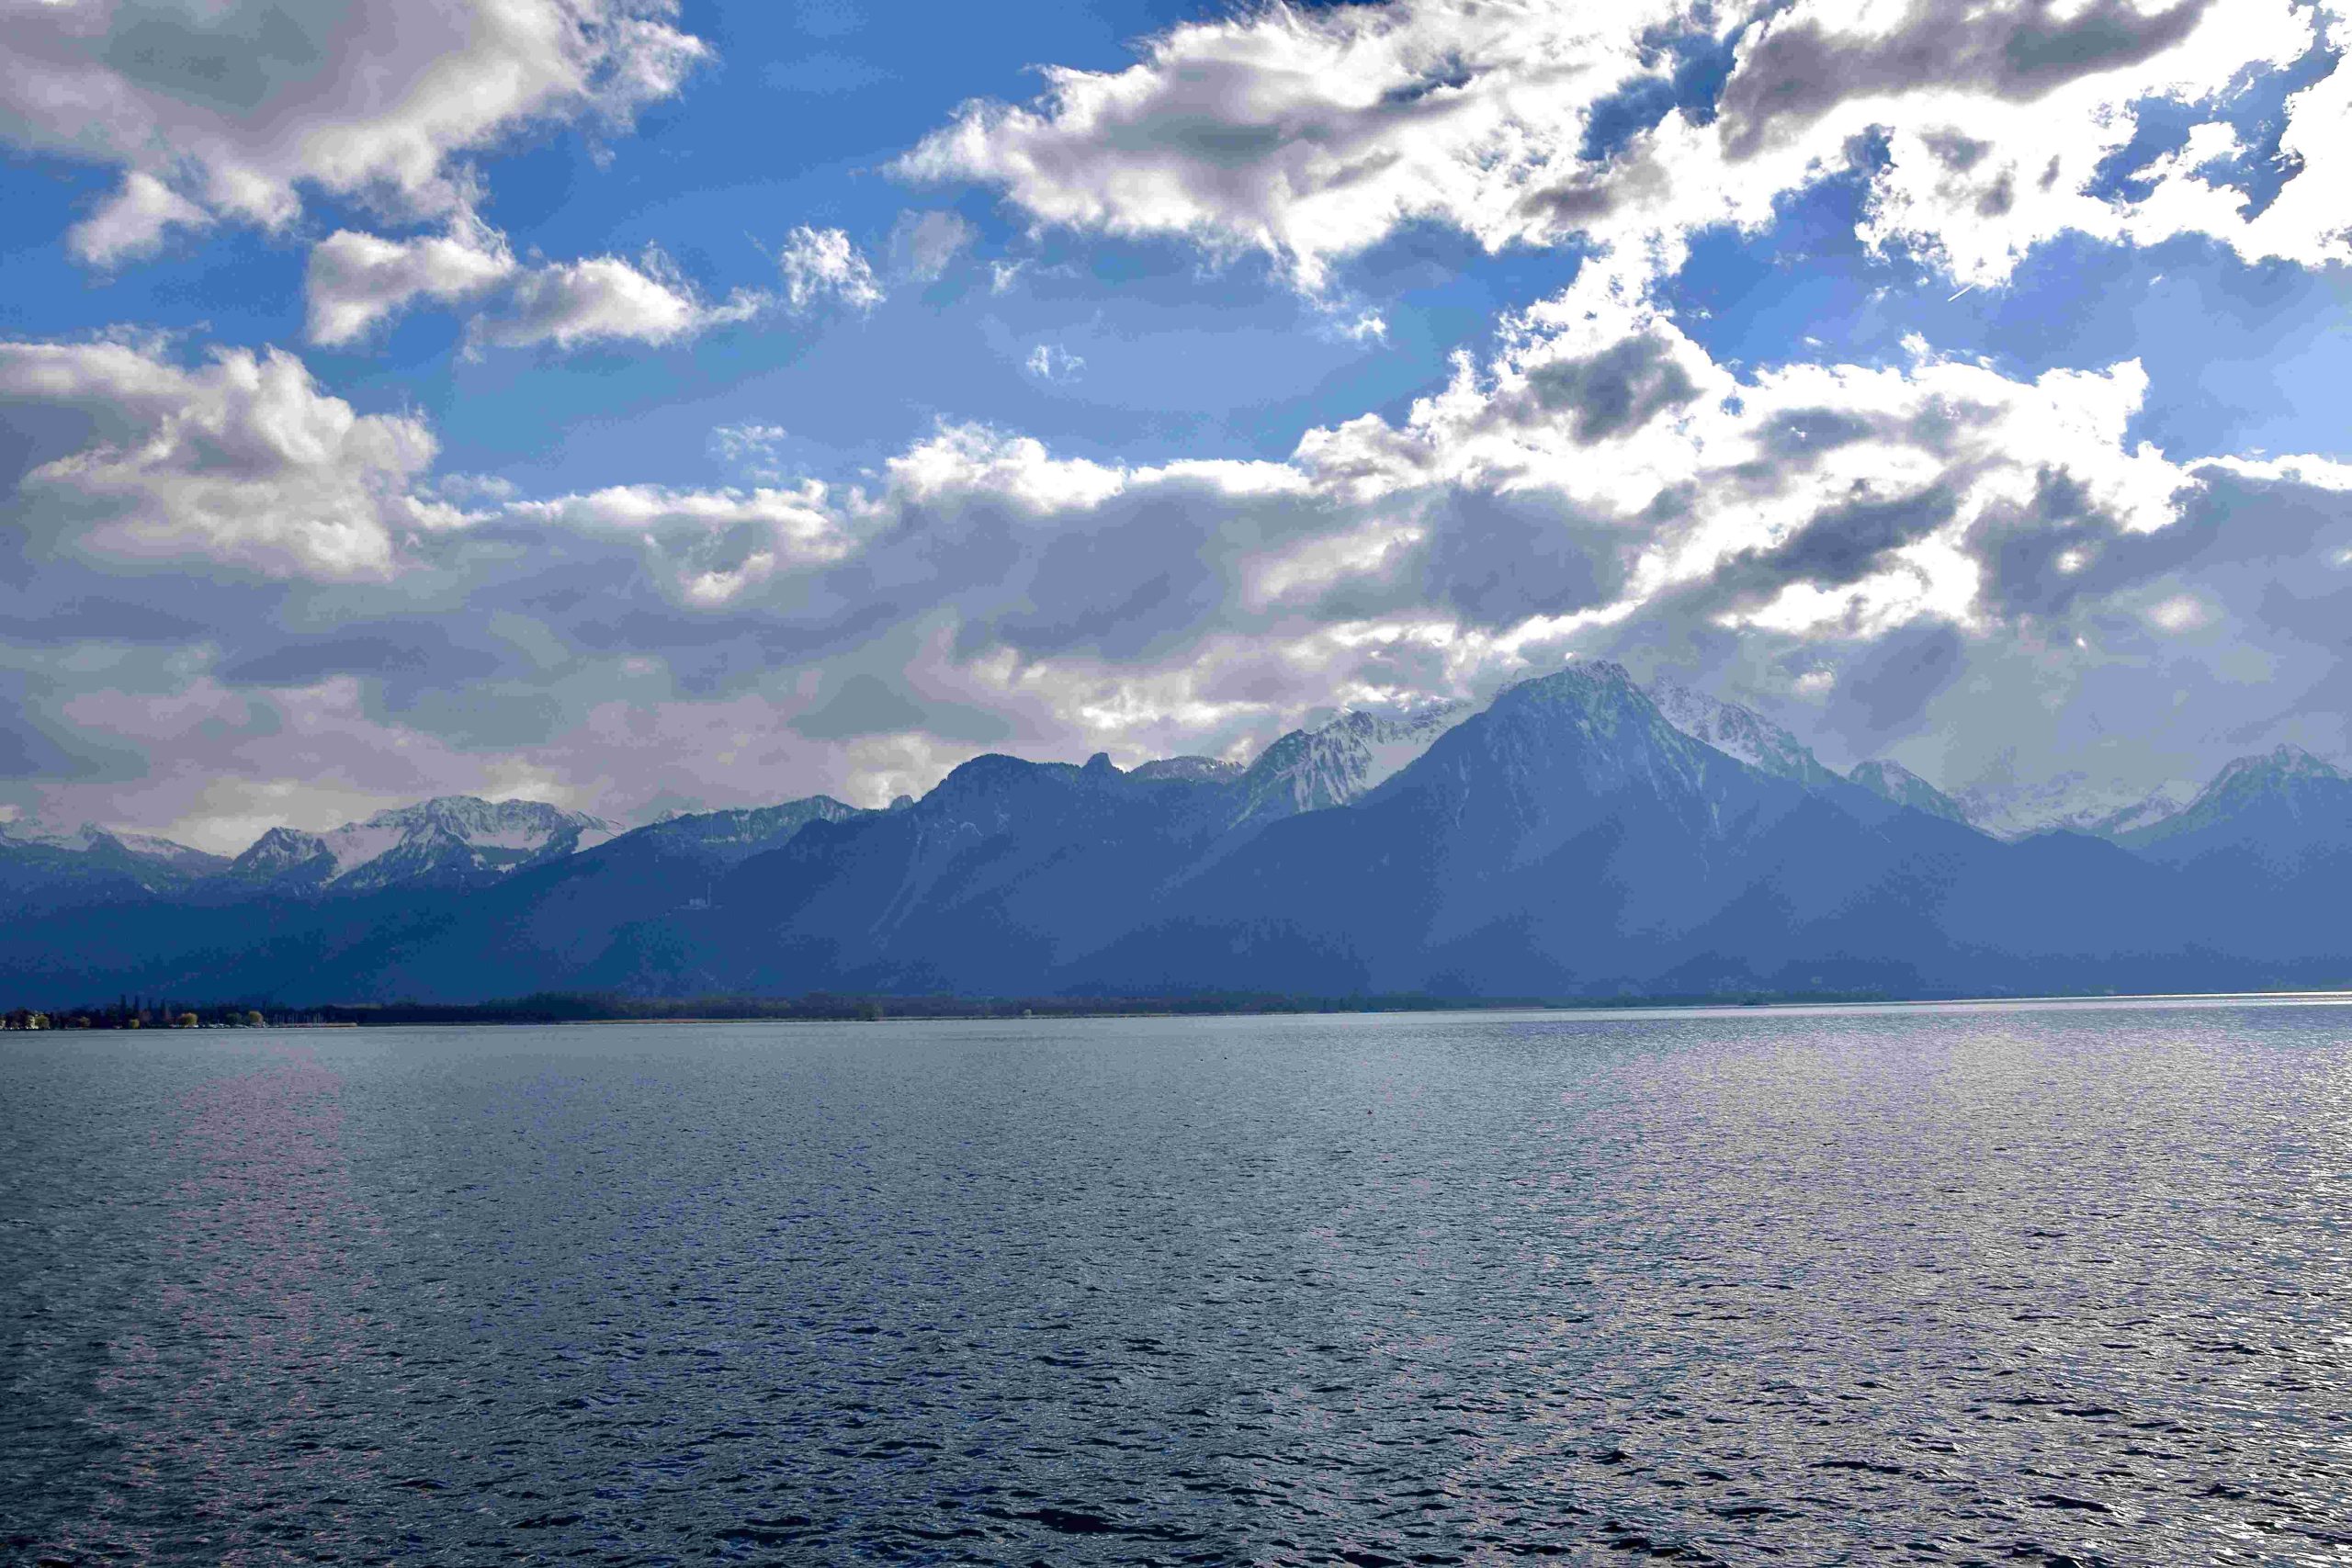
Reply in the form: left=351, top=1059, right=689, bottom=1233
left=17, top=986, right=2352, bottom=1035
left=253, top=986, right=2352, bottom=1028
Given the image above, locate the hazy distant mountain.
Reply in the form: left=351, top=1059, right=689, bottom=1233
left=2, top=819, right=225, bottom=870
left=628, top=796, right=865, bottom=869
left=1648, top=676, right=1843, bottom=791
left=2079, top=781, right=2197, bottom=840
left=2118, top=746, right=2352, bottom=864
left=1952, top=772, right=2187, bottom=839
left=223, top=796, right=619, bottom=895
left=1073, top=662, right=2194, bottom=998
left=1849, top=760, right=1970, bottom=825
left=1129, top=756, right=1245, bottom=784
left=8, top=683, right=2352, bottom=1006
left=696, top=751, right=1250, bottom=997
left=0, top=821, right=228, bottom=909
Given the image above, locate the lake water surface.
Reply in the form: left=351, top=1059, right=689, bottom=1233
left=5, top=1000, right=2350, bottom=1564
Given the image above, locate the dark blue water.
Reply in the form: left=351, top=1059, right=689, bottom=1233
left=5, top=1000, right=2349, bottom=1564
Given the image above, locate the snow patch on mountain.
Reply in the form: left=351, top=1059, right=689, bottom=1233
left=2115, top=745, right=2352, bottom=854
left=2079, top=781, right=2199, bottom=839
left=1130, top=756, right=1245, bottom=784
left=1646, top=677, right=1841, bottom=791
left=1955, top=772, right=2207, bottom=840
left=0, top=820, right=225, bottom=872
left=228, top=796, right=619, bottom=891
left=1849, top=759, right=1970, bottom=824
left=638, top=796, right=865, bottom=866
left=1234, top=702, right=1476, bottom=826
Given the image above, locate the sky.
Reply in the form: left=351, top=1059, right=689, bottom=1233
left=2, top=0, right=2349, bottom=852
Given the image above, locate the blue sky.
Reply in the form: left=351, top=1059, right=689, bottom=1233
left=2, top=0, right=2349, bottom=850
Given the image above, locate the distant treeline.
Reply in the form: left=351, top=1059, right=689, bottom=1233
left=197, top=987, right=1907, bottom=1027
left=306, top=991, right=1533, bottom=1025
left=2, top=987, right=1922, bottom=1031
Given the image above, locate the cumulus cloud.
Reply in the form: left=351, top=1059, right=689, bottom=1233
left=10, top=3, right=2352, bottom=845
left=68, top=171, right=212, bottom=267
left=473, top=251, right=766, bottom=351
left=423, top=299, right=2326, bottom=793
left=779, top=226, right=885, bottom=312
left=307, top=223, right=764, bottom=350
left=0, top=335, right=469, bottom=579
left=306, top=221, right=520, bottom=344
left=899, top=0, right=2338, bottom=291
left=5, top=0, right=707, bottom=263
left=509, top=480, right=853, bottom=604
left=11, top=298, right=2351, bottom=841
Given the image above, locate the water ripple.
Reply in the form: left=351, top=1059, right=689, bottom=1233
left=4, top=1000, right=2350, bottom=1563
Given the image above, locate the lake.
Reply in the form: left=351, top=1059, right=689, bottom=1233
left=5, top=1000, right=2349, bottom=1564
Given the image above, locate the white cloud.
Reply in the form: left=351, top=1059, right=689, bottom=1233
left=6, top=0, right=706, bottom=263
left=474, top=250, right=765, bottom=351
left=1024, top=343, right=1085, bottom=381
left=891, top=209, right=978, bottom=280
left=306, top=221, right=518, bottom=345
left=68, top=171, right=213, bottom=266
left=15, top=305, right=2351, bottom=837
left=778, top=225, right=885, bottom=312
left=0, top=336, right=470, bottom=579
left=307, top=222, right=765, bottom=351
left=510, top=480, right=853, bottom=604
left=900, top=0, right=2337, bottom=294
left=711, top=423, right=790, bottom=475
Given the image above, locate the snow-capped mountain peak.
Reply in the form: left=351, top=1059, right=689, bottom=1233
left=1234, top=701, right=1476, bottom=826
left=1129, top=755, right=1245, bottom=784
left=2079, top=781, right=2199, bottom=839
left=1646, top=676, right=1840, bottom=791
left=1959, top=760, right=2271, bottom=840
left=2208, top=743, right=2348, bottom=791
left=227, top=795, right=620, bottom=893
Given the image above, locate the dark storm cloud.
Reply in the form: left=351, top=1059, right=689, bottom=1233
left=1518, top=332, right=1702, bottom=444
left=1513, top=174, right=1621, bottom=229
left=1717, top=0, right=2213, bottom=157
left=1967, top=463, right=2350, bottom=626
left=220, top=631, right=503, bottom=688
left=789, top=671, right=1014, bottom=744
left=0, top=589, right=221, bottom=647
left=1411, top=489, right=1634, bottom=627
left=0, top=670, right=151, bottom=783
left=1754, top=407, right=1883, bottom=462
left=967, top=483, right=1339, bottom=661
left=0, top=403, right=113, bottom=491
left=1825, top=618, right=1967, bottom=743
left=0, top=710, right=96, bottom=781
left=1716, top=483, right=1962, bottom=603
left=96, top=1, right=344, bottom=116
left=789, top=671, right=932, bottom=739
left=390, top=684, right=569, bottom=750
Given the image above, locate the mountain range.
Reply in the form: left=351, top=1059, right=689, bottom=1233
left=5, top=665, right=2349, bottom=1004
